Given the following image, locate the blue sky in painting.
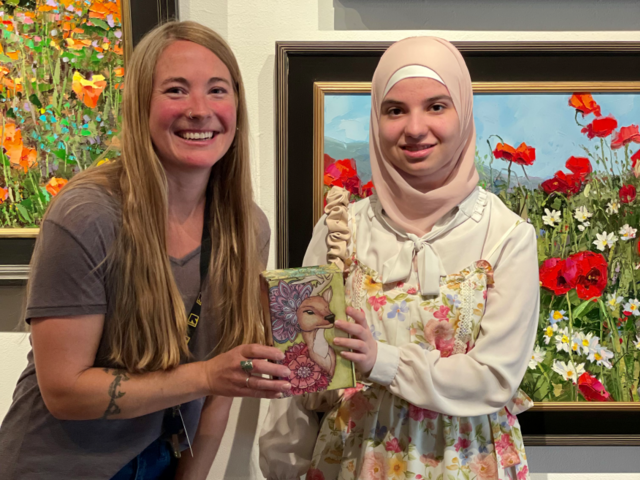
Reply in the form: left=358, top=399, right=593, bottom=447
left=324, top=93, right=640, bottom=181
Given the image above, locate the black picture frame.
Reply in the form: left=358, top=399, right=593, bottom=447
left=275, top=41, right=640, bottom=446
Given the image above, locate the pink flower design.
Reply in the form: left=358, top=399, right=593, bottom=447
left=500, top=447, right=521, bottom=468
left=361, top=451, right=387, bottom=480
left=454, top=437, right=471, bottom=452
left=419, top=453, right=440, bottom=468
left=283, top=344, right=329, bottom=395
left=507, top=411, right=517, bottom=426
left=433, top=305, right=451, bottom=320
left=517, top=466, right=529, bottom=480
left=269, top=280, right=313, bottom=343
left=494, top=433, right=514, bottom=455
left=306, top=468, right=325, bottom=480
left=469, top=453, right=499, bottom=480
left=347, top=391, right=375, bottom=421
left=368, top=295, right=387, bottom=312
left=423, top=319, right=454, bottom=346
left=342, top=382, right=365, bottom=401
left=385, top=437, right=402, bottom=453
left=459, top=421, right=473, bottom=435
left=437, top=337, right=455, bottom=358
left=408, top=403, right=439, bottom=422
left=407, top=287, right=418, bottom=295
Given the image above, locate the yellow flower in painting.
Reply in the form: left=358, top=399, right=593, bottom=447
left=114, top=67, right=125, bottom=78
left=387, top=454, right=407, bottom=479
left=96, top=158, right=111, bottom=167
left=72, top=71, right=107, bottom=108
left=364, top=275, right=381, bottom=296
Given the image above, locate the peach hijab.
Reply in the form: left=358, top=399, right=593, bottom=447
left=370, top=36, right=479, bottom=236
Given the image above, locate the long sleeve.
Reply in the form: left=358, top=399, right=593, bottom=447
left=259, top=215, right=335, bottom=480
left=368, top=223, right=540, bottom=417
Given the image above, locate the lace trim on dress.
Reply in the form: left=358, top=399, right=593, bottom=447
left=324, top=186, right=350, bottom=271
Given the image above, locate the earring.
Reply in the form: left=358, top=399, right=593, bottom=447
left=188, top=111, right=194, bottom=119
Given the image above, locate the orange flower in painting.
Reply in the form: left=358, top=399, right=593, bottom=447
left=0, top=187, right=8, bottom=204
left=114, top=67, right=125, bottom=78
left=46, top=178, right=69, bottom=197
left=569, top=93, right=601, bottom=117
left=89, top=0, right=121, bottom=23
left=2, top=124, right=38, bottom=173
left=493, top=142, right=536, bottom=166
left=72, top=71, right=107, bottom=108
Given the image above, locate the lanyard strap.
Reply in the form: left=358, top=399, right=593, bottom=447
left=186, top=186, right=212, bottom=346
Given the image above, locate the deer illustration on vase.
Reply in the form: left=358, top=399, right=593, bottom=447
left=269, top=275, right=338, bottom=377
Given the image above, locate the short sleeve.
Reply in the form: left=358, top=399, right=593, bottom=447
left=25, top=187, right=119, bottom=322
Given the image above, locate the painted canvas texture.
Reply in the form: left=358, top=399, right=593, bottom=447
left=0, top=0, right=124, bottom=228
left=323, top=91, right=640, bottom=403
left=262, top=264, right=356, bottom=396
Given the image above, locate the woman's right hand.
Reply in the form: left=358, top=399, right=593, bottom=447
left=202, top=344, right=292, bottom=399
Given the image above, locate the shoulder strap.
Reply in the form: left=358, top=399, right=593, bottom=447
left=484, top=220, right=523, bottom=264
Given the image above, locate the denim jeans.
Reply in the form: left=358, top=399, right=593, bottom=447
left=111, top=438, right=178, bottom=480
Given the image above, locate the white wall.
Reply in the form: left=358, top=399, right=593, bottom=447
left=177, top=0, right=640, bottom=479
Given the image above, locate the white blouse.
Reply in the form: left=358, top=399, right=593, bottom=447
left=259, top=187, right=540, bottom=480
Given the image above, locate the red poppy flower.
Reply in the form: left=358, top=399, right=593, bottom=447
left=362, top=180, right=374, bottom=198
left=306, top=469, right=325, bottom=480
left=565, top=156, right=592, bottom=179
left=493, top=142, right=536, bottom=166
left=581, top=115, right=618, bottom=139
left=619, top=184, right=637, bottom=204
left=570, top=251, right=608, bottom=299
left=540, top=170, right=582, bottom=196
left=342, top=175, right=362, bottom=197
left=324, top=158, right=359, bottom=190
left=578, top=372, right=611, bottom=402
left=632, top=150, right=640, bottom=168
left=611, top=125, right=640, bottom=149
left=539, top=257, right=578, bottom=296
left=569, top=93, right=601, bottom=117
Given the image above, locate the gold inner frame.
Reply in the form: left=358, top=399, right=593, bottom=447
left=0, top=0, right=132, bottom=239
left=313, top=80, right=640, bottom=412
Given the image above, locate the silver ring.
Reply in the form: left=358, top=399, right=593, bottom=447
left=188, top=110, right=194, bottom=119
left=245, top=375, right=251, bottom=388
left=240, top=360, right=254, bottom=372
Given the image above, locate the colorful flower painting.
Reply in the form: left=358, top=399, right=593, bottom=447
left=323, top=90, right=640, bottom=403
left=0, top=0, right=125, bottom=229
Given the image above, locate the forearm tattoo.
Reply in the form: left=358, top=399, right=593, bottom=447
left=101, top=369, right=130, bottom=419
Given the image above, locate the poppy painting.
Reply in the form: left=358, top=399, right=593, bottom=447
left=0, top=0, right=126, bottom=234
left=317, top=86, right=640, bottom=405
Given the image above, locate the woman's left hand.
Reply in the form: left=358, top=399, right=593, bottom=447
left=334, top=306, right=378, bottom=376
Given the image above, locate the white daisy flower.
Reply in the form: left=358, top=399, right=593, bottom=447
left=574, top=206, right=593, bottom=223
left=587, top=346, right=614, bottom=369
left=555, top=327, right=571, bottom=353
left=548, top=310, right=567, bottom=326
left=593, top=231, right=618, bottom=251
left=623, top=298, right=640, bottom=317
left=619, top=224, right=637, bottom=241
left=606, top=293, right=624, bottom=311
left=552, top=360, right=586, bottom=384
left=635, top=336, right=640, bottom=350
left=606, top=200, right=620, bottom=215
left=543, top=325, right=556, bottom=345
left=543, top=208, right=562, bottom=227
left=528, top=345, right=546, bottom=370
left=578, top=224, right=586, bottom=232
left=579, top=332, right=597, bottom=356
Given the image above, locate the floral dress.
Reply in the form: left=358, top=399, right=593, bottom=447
left=306, top=201, right=533, bottom=480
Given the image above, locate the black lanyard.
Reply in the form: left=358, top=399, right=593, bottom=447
left=165, top=186, right=212, bottom=458
left=185, top=187, right=212, bottom=345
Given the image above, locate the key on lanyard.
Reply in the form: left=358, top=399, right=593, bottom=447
left=167, top=406, right=184, bottom=459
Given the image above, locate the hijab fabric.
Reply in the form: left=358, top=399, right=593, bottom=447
left=370, top=36, right=479, bottom=237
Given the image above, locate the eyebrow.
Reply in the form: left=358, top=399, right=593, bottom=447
left=159, top=76, right=232, bottom=87
left=381, top=94, right=453, bottom=109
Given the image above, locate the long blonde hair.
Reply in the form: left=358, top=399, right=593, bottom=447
left=43, top=21, right=263, bottom=372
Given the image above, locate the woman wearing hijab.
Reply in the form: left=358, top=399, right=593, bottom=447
left=260, top=37, right=539, bottom=480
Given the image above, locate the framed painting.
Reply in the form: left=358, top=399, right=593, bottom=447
left=276, top=41, right=640, bottom=445
left=0, top=0, right=177, bottom=273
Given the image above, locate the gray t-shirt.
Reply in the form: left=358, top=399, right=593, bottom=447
left=0, top=186, right=270, bottom=479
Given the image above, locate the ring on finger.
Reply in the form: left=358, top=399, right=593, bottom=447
left=245, top=375, right=251, bottom=388
left=240, top=360, right=254, bottom=373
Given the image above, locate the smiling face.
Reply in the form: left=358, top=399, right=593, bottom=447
left=378, top=77, right=461, bottom=190
left=149, top=40, right=237, bottom=172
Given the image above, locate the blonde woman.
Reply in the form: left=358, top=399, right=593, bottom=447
left=0, top=21, right=290, bottom=480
